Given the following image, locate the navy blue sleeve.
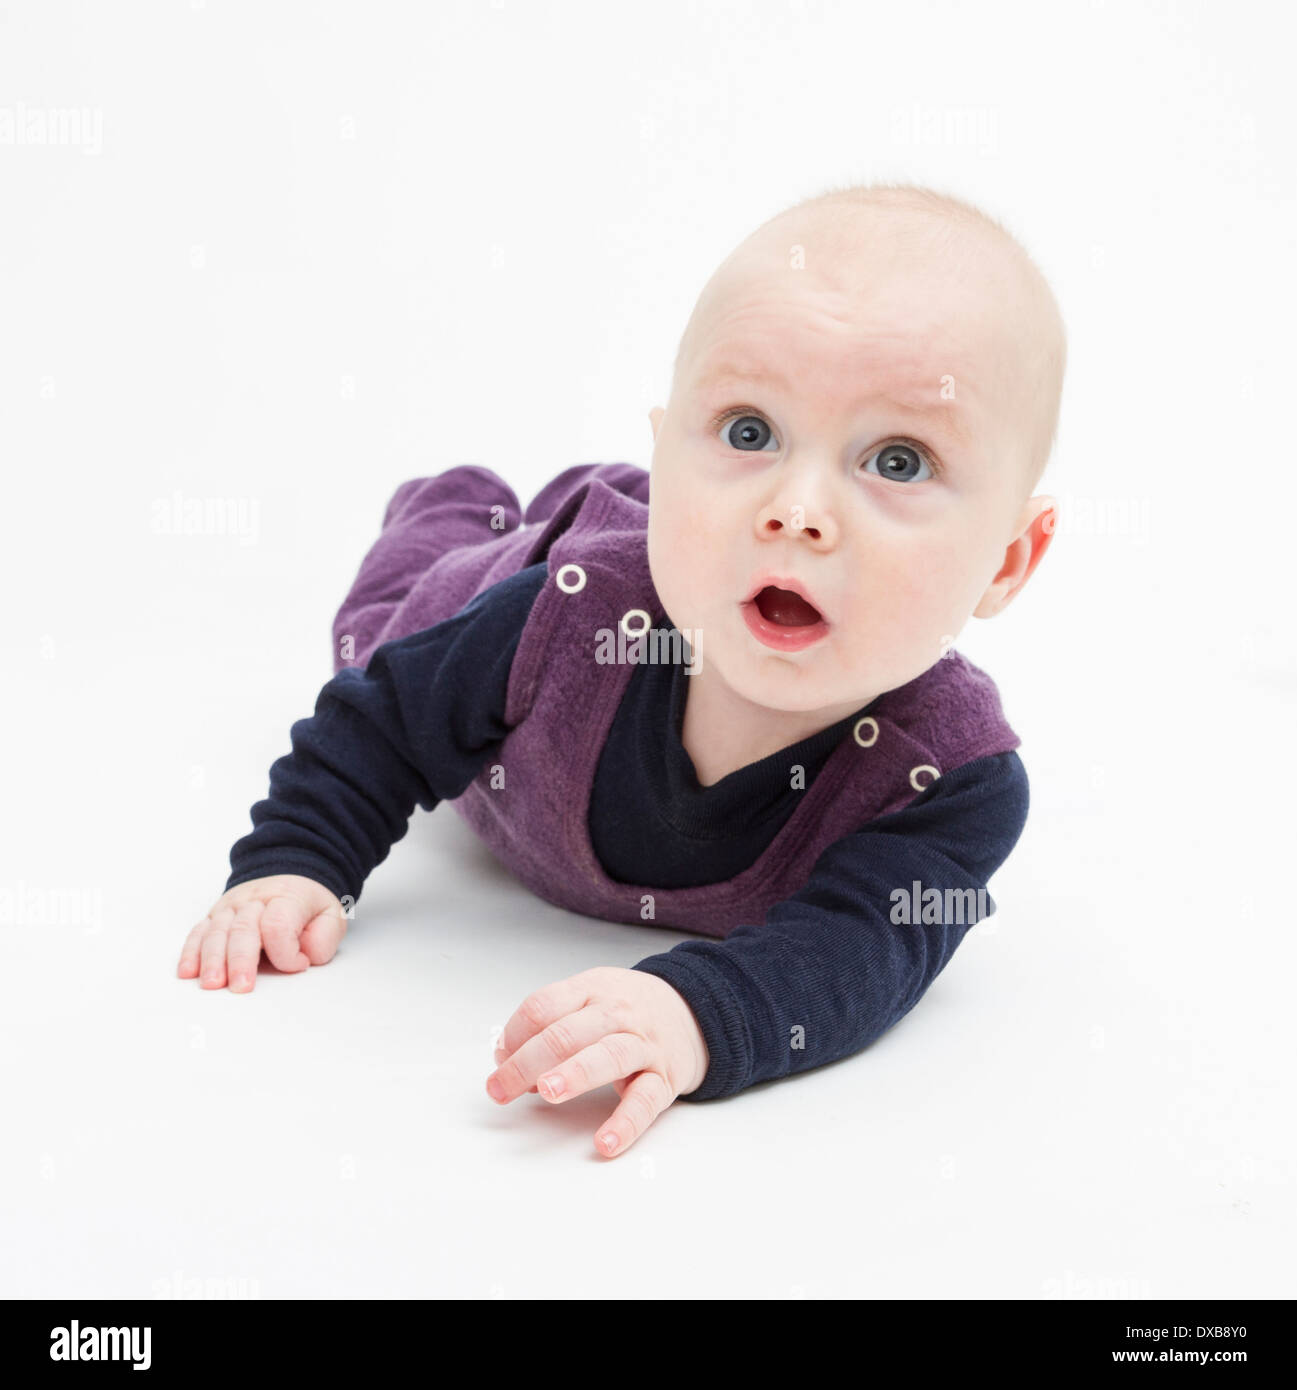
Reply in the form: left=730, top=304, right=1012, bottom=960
left=631, top=750, right=1030, bottom=1101
left=224, top=562, right=549, bottom=905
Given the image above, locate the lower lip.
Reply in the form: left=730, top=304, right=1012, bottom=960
left=741, top=600, right=831, bottom=652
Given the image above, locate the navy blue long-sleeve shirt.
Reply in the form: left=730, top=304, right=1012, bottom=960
left=227, top=561, right=1029, bottom=1100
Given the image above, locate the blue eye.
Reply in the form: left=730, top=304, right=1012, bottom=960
left=864, top=443, right=932, bottom=483
left=719, top=413, right=778, bottom=452
left=714, top=411, right=935, bottom=480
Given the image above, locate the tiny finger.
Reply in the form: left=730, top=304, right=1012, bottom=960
left=178, top=917, right=211, bottom=977
left=300, top=905, right=347, bottom=965
left=492, top=1043, right=537, bottom=1093
left=257, top=895, right=311, bottom=974
left=489, top=1002, right=610, bottom=1104
left=538, top=1032, right=652, bottom=1104
left=496, top=974, right=597, bottom=1063
left=226, top=900, right=264, bottom=992
left=595, top=1070, right=671, bottom=1159
left=198, top=912, right=232, bottom=989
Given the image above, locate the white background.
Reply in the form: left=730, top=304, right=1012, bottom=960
left=1, top=0, right=1292, bottom=1299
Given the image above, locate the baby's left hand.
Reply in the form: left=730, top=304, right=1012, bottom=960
left=486, top=967, right=710, bottom=1158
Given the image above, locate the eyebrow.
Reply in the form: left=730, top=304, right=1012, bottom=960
left=697, top=361, right=975, bottom=449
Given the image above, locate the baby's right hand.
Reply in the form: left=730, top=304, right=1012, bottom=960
left=178, top=874, right=348, bottom=993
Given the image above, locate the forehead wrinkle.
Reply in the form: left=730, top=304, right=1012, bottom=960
left=673, top=184, right=1062, bottom=482
left=691, top=287, right=982, bottom=394
left=693, top=354, right=981, bottom=450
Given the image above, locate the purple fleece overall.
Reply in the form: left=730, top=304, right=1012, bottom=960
left=331, top=464, right=1021, bottom=939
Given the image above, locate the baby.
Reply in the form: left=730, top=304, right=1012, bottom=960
left=178, top=181, right=1066, bottom=1159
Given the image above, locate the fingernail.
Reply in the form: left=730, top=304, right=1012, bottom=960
left=486, top=1076, right=505, bottom=1102
left=539, top=1074, right=565, bottom=1099
left=600, top=1132, right=619, bottom=1154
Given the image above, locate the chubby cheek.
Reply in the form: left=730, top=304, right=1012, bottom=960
left=842, top=542, right=984, bottom=685
left=648, top=472, right=730, bottom=630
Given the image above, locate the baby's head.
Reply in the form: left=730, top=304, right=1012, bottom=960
left=646, top=181, right=1066, bottom=720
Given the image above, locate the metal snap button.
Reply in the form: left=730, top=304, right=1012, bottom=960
left=853, top=716, right=879, bottom=748
left=909, top=764, right=940, bottom=791
left=619, top=608, right=651, bottom=637
left=556, top=563, right=587, bottom=594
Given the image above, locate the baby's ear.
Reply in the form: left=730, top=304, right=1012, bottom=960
left=648, top=406, right=665, bottom=441
left=973, top=495, right=1058, bottom=619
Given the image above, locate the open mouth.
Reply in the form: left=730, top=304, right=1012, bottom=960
left=741, top=582, right=831, bottom=652
left=752, top=585, right=823, bottom=627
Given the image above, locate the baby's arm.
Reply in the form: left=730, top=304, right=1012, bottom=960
left=179, top=564, right=547, bottom=990
left=484, top=751, right=1029, bottom=1157
left=631, top=751, right=1031, bottom=1100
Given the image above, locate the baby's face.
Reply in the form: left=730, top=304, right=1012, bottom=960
left=646, top=214, right=1055, bottom=719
